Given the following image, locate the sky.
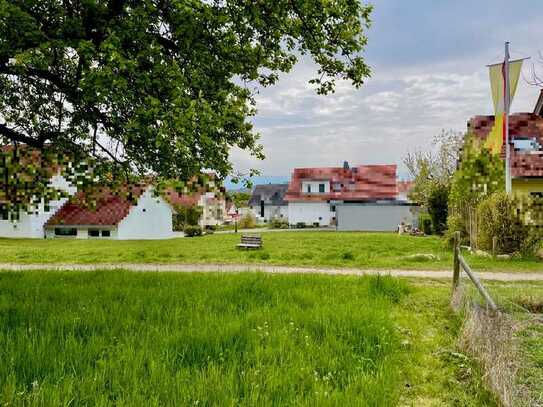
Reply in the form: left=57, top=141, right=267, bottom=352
left=229, top=0, right=543, bottom=181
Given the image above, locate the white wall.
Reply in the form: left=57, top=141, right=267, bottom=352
left=45, top=227, right=118, bottom=239
left=251, top=204, right=289, bottom=223
left=301, top=181, right=330, bottom=194
left=0, top=174, right=75, bottom=239
left=336, top=204, right=419, bottom=231
left=288, top=202, right=334, bottom=226
left=117, top=187, right=174, bottom=240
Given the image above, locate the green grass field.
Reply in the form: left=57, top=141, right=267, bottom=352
left=0, top=271, right=497, bottom=406
left=0, top=231, right=541, bottom=272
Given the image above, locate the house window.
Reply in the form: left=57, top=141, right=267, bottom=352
left=101, top=230, right=111, bottom=237
left=0, top=207, right=8, bottom=220
left=142, top=208, right=146, bottom=212
left=531, top=192, right=543, bottom=199
left=89, top=229, right=100, bottom=237
left=55, top=228, right=77, bottom=236
left=331, top=205, right=336, bottom=212
left=306, top=185, right=311, bottom=193
left=319, top=183, right=325, bottom=193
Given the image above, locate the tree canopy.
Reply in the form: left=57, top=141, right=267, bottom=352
left=0, top=0, right=373, bottom=186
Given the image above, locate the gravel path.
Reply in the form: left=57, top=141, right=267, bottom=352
left=0, top=263, right=541, bottom=281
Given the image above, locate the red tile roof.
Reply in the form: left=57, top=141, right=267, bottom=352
left=397, top=180, right=414, bottom=194
left=45, top=186, right=147, bottom=227
left=468, top=113, right=543, bottom=177
left=285, top=164, right=398, bottom=202
left=163, top=188, right=201, bottom=208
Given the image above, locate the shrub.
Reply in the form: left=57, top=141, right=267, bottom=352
left=420, top=215, right=432, bottom=235
left=184, top=225, right=203, bottom=237
left=269, top=218, right=288, bottom=229
left=173, top=205, right=202, bottom=231
left=427, top=184, right=449, bottom=235
left=443, top=213, right=469, bottom=248
left=238, top=214, right=256, bottom=229
left=477, top=192, right=527, bottom=254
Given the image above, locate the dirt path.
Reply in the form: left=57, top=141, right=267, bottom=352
left=0, top=263, right=542, bottom=281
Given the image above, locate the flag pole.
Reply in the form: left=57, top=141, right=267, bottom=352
left=504, top=42, right=512, bottom=194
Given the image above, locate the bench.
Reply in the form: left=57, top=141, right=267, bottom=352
left=237, top=234, right=262, bottom=249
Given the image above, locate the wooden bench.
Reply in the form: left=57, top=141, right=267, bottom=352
left=237, top=234, right=262, bottom=249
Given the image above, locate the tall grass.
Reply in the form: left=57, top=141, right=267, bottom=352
left=0, top=272, right=410, bottom=405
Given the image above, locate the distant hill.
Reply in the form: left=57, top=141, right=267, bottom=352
left=225, top=176, right=290, bottom=191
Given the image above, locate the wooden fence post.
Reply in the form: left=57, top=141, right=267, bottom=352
left=492, top=236, right=497, bottom=258
left=452, top=231, right=460, bottom=291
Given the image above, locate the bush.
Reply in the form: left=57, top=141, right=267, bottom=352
left=420, top=214, right=432, bottom=235
left=238, top=214, right=256, bottom=229
left=173, top=205, right=202, bottom=231
left=269, top=218, right=288, bottom=229
left=427, top=184, right=449, bottom=235
left=184, top=225, right=203, bottom=237
left=443, top=213, right=469, bottom=248
left=477, top=192, right=527, bottom=254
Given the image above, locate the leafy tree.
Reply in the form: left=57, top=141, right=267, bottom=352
left=404, top=130, right=463, bottom=208
left=449, top=139, right=504, bottom=209
left=0, top=0, right=373, bottom=213
left=226, top=191, right=250, bottom=208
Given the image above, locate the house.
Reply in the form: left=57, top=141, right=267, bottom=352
left=248, top=184, right=289, bottom=222
left=468, top=91, right=543, bottom=197
left=0, top=146, right=77, bottom=238
left=397, top=180, right=415, bottom=202
left=224, top=201, right=239, bottom=223
left=44, top=185, right=174, bottom=239
left=166, top=188, right=226, bottom=228
left=285, top=162, right=419, bottom=231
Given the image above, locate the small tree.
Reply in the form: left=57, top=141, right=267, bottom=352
left=477, top=192, right=527, bottom=254
left=427, top=184, right=449, bottom=235
left=173, top=205, right=202, bottom=231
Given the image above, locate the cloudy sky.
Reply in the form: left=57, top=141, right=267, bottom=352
left=229, top=0, right=543, bottom=180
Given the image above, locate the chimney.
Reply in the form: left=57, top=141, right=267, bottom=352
left=343, top=161, right=349, bottom=170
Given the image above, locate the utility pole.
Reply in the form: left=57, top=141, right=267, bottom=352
left=504, top=41, right=512, bottom=194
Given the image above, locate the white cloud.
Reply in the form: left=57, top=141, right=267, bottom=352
left=229, top=3, right=543, bottom=179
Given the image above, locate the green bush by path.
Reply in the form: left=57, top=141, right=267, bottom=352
left=0, top=272, right=497, bottom=406
left=0, top=231, right=541, bottom=272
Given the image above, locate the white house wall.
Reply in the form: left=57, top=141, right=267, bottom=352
left=336, top=204, right=419, bottom=231
left=116, top=188, right=174, bottom=240
left=251, top=205, right=289, bottom=222
left=288, top=202, right=333, bottom=226
left=0, top=173, right=74, bottom=238
left=45, top=227, right=118, bottom=239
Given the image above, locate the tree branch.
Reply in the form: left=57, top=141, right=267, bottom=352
left=0, top=124, right=43, bottom=148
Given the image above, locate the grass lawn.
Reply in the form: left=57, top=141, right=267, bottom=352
left=0, top=231, right=541, bottom=272
left=0, top=271, right=497, bottom=406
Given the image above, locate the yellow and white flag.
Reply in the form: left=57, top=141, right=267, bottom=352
left=485, top=59, right=523, bottom=154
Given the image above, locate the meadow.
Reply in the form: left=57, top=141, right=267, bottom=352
left=0, top=231, right=541, bottom=272
left=0, top=271, right=498, bottom=406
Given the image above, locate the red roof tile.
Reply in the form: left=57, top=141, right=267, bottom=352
left=468, top=113, right=543, bottom=177
left=45, top=186, right=146, bottom=227
left=397, top=180, right=414, bottom=194
left=285, top=164, right=398, bottom=202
